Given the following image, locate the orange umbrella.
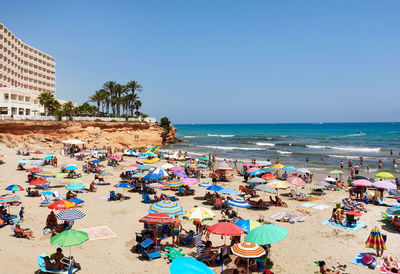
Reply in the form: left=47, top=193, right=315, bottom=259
left=29, top=178, right=48, bottom=185
left=188, top=164, right=197, bottom=169
left=48, top=200, right=76, bottom=210
left=261, top=174, right=276, bottom=180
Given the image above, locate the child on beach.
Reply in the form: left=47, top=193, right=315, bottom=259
left=19, top=206, right=24, bottom=221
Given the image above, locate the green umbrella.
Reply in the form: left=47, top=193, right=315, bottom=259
left=330, top=170, right=343, bottom=174
left=50, top=229, right=89, bottom=259
left=261, top=167, right=275, bottom=173
left=244, top=224, right=288, bottom=245
left=55, top=173, right=69, bottom=178
left=199, top=156, right=210, bottom=161
left=177, top=162, right=186, bottom=167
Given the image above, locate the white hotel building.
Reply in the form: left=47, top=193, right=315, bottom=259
left=0, top=23, right=56, bottom=117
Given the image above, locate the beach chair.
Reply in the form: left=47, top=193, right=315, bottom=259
left=380, top=212, right=392, bottom=223
left=41, top=194, right=51, bottom=205
left=142, top=193, right=153, bottom=204
left=140, top=238, right=161, bottom=261
left=341, top=199, right=355, bottom=211
left=53, top=191, right=64, bottom=201
left=345, top=214, right=358, bottom=227
left=376, top=197, right=397, bottom=207
left=37, top=254, right=77, bottom=273
left=180, top=232, right=194, bottom=246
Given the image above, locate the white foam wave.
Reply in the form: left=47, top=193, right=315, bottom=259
left=328, top=155, right=356, bottom=159
left=307, top=144, right=380, bottom=153
left=255, top=142, right=275, bottom=147
left=198, top=145, right=264, bottom=151
left=184, top=136, right=197, bottom=138
left=207, top=134, right=235, bottom=137
left=277, top=150, right=292, bottom=155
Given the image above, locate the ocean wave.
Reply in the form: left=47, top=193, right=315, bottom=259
left=277, top=150, right=292, bottom=155
left=307, top=145, right=380, bottom=153
left=207, top=134, right=235, bottom=137
left=327, top=154, right=357, bottom=159
left=255, top=142, right=275, bottom=147
left=184, top=136, right=197, bottom=138
left=198, top=145, right=264, bottom=151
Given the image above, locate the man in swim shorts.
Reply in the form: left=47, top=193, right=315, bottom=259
left=172, top=215, right=182, bottom=247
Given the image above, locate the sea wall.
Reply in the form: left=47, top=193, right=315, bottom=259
left=0, top=121, right=177, bottom=149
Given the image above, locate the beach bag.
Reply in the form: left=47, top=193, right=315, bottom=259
left=361, top=254, right=377, bottom=269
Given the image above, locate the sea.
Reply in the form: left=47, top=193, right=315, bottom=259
left=162, top=123, right=400, bottom=176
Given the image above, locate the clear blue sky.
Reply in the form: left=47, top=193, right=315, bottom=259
left=1, top=1, right=399, bottom=124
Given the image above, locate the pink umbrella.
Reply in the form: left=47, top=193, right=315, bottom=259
left=352, top=179, right=373, bottom=187
left=243, top=163, right=255, bottom=167
left=170, top=166, right=184, bottom=172
left=183, top=178, right=198, bottom=186
left=114, top=152, right=124, bottom=156
left=129, top=164, right=138, bottom=167
left=76, top=151, right=88, bottom=155
left=373, top=181, right=396, bottom=190
left=247, top=168, right=260, bottom=173
left=254, top=163, right=265, bottom=167
left=287, top=176, right=306, bottom=186
left=109, top=156, right=120, bottom=160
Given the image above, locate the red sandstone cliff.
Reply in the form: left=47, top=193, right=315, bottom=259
left=0, top=121, right=177, bottom=149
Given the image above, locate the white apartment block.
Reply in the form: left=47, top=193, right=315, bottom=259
left=0, top=23, right=56, bottom=116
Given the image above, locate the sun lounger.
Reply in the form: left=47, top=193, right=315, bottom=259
left=41, top=194, right=51, bottom=205
left=53, top=191, right=64, bottom=201
left=140, top=238, right=161, bottom=261
left=376, top=197, right=397, bottom=207
left=380, top=212, right=392, bottom=223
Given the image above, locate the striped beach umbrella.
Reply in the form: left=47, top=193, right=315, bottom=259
left=165, top=181, right=184, bottom=188
left=147, top=182, right=166, bottom=190
left=234, top=219, right=262, bottom=233
left=199, top=182, right=213, bottom=188
left=226, top=199, right=251, bottom=208
left=0, top=193, right=20, bottom=203
left=35, top=172, right=55, bottom=178
left=139, top=213, right=176, bottom=224
left=149, top=200, right=184, bottom=216
left=132, top=173, right=147, bottom=178
left=5, top=185, right=24, bottom=192
left=66, top=182, right=86, bottom=191
left=183, top=178, right=198, bottom=186
left=151, top=168, right=169, bottom=176
left=29, top=178, right=48, bottom=186
left=56, top=209, right=86, bottom=221
left=366, top=226, right=387, bottom=250
left=231, top=242, right=265, bottom=258
left=183, top=207, right=215, bottom=222
left=48, top=200, right=77, bottom=210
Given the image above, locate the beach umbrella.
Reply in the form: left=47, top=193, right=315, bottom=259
left=146, top=182, right=166, bottom=190
left=50, top=229, right=89, bottom=258
left=56, top=209, right=85, bottom=221
left=41, top=191, right=53, bottom=196
left=247, top=168, right=259, bottom=174
left=64, top=165, right=78, bottom=171
left=66, top=182, right=86, bottom=191
left=248, top=177, right=266, bottom=184
left=207, top=222, right=245, bottom=236
left=323, top=177, right=336, bottom=182
left=372, top=181, right=397, bottom=190
left=245, top=224, right=288, bottom=245
left=30, top=160, right=44, bottom=165
left=397, top=197, right=400, bottom=203
left=243, top=163, right=255, bottom=167
left=48, top=200, right=77, bottom=210
left=353, top=176, right=368, bottom=180
left=376, top=172, right=395, bottom=179
left=330, top=170, right=343, bottom=174
left=272, top=164, right=284, bottom=169
left=0, top=154, right=5, bottom=158
left=218, top=166, right=233, bottom=171
left=207, top=185, right=224, bottom=192
left=197, top=163, right=207, bottom=168
left=114, top=182, right=134, bottom=189
left=261, top=167, right=275, bottom=173
left=258, top=161, right=272, bottom=166
left=226, top=199, right=251, bottom=208
left=219, top=188, right=239, bottom=195
left=137, top=165, right=150, bottom=171
left=161, top=163, right=174, bottom=169
left=44, top=155, right=55, bottom=161
left=297, top=168, right=310, bottom=174
left=28, top=168, right=43, bottom=173
left=132, top=173, right=146, bottom=178
left=151, top=168, right=169, bottom=176
left=143, top=173, right=162, bottom=181
left=315, top=181, right=331, bottom=187
left=35, top=172, right=55, bottom=178
left=17, top=159, right=30, bottom=164
left=254, top=184, right=276, bottom=194
left=165, top=181, right=184, bottom=188
left=261, top=174, right=276, bottom=181
left=173, top=171, right=188, bottom=178
left=89, top=159, right=100, bottom=164
left=139, top=213, right=176, bottom=225
left=183, top=178, right=198, bottom=186
left=199, top=182, right=213, bottom=188
left=55, top=173, right=69, bottom=179
left=188, top=164, right=198, bottom=169
left=365, top=226, right=387, bottom=253
left=234, top=219, right=262, bottom=233
left=352, top=179, right=373, bottom=187
left=0, top=193, right=20, bottom=203
left=183, top=207, right=215, bottom=222
left=231, top=242, right=266, bottom=273
left=32, top=150, right=43, bottom=154
left=29, top=178, right=48, bottom=186
left=149, top=200, right=184, bottom=216
left=282, top=166, right=296, bottom=171
left=5, top=185, right=24, bottom=192
left=170, top=256, right=213, bottom=274
left=170, top=166, right=184, bottom=172
left=250, top=170, right=264, bottom=177
left=267, top=180, right=290, bottom=189
left=287, top=176, right=306, bottom=186
left=199, top=156, right=210, bottom=161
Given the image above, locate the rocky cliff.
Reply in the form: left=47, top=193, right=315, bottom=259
left=0, top=121, right=177, bottom=149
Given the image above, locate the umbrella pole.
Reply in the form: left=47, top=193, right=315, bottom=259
left=247, top=258, right=249, bottom=274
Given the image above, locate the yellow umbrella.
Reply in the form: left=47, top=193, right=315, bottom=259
left=272, top=164, right=285, bottom=169
left=267, top=180, right=290, bottom=189
left=183, top=207, right=215, bottom=222
left=375, top=172, right=394, bottom=179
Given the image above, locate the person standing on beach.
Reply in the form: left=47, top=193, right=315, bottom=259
left=348, top=159, right=353, bottom=168
left=172, top=215, right=182, bottom=247
left=390, top=149, right=393, bottom=156
left=378, top=159, right=383, bottom=169
left=340, top=161, right=344, bottom=169
left=360, top=156, right=364, bottom=166
left=19, top=206, right=24, bottom=221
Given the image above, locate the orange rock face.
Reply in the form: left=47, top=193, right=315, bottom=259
left=0, top=121, right=177, bottom=149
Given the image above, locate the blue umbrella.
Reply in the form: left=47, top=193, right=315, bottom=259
left=66, top=182, right=86, bottom=191
left=90, top=159, right=100, bottom=163
left=226, top=198, right=251, bottom=208
left=151, top=168, right=168, bottom=176
left=196, top=163, right=207, bottom=168
left=137, top=165, right=149, bottom=171
left=282, top=166, right=296, bottom=171
left=17, top=159, right=30, bottom=164
left=219, top=188, right=239, bottom=195
left=260, top=161, right=272, bottom=166
left=64, top=165, right=78, bottom=171
left=68, top=198, right=84, bottom=205
left=40, top=191, right=53, bottom=196
left=170, top=257, right=213, bottom=274
left=199, top=182, right=213, bottom=188
left=132, top=173, right=147, bottom=178
left=250, top=170, right=264, bottom=176
left=207, top=185, right=223, bottom=192
left=143, top=173, right=162, bottom=181
left=114, top=182, right=134, bottom=189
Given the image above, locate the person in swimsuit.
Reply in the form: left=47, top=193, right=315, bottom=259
left=172, top=215, right=182, bottom=247
left=319, top=261, right=341, bottom=274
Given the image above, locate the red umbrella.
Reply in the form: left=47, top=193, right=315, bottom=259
left=287, top=176, right=306, bottom=186
left=207, top=222, right=245, bottom=236
left=48, top=200, right=77, bottom=210
left=262, top=174, right=276, bottom=181
left=139, top=213, right=176, bottom=225
left=28, top=168, right=43, bottom=173
left=29, top=178, right=48, bottom=185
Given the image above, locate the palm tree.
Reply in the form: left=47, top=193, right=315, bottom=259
left=113, top=84, right=127, bottom=116
left=103, top=81, right=117, bottom=115
left=125, top=81, right=143, bottom=98
left=133, top=100, right=142, bottom=117
left=62, top=101, right=75, bottom=119
left=89, top=90, right=103, bottom=114
left=38, top=92, right=54, bottom=116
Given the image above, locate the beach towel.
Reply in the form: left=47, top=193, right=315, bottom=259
left=300, top=202, right=317, bottom=208
left=312, top=204, right=331, bottom=210
left=80, top=226, right=117, bottom=241
left=98, top=196, right=109, bottom=201
left=270, top=211, right=307, bottom=223
left=379, top=261, right=400, bottom=273
left=350, top=253, right=367, bottom=266
left=321, top=219, right=365, bottom=231
left=296, top=208, right=313, bottom=215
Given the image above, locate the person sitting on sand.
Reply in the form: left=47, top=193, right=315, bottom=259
left=331, top=208, right=343, bottom=225
left=392, top=216, right=400, bottom=231
left=204, top=241, right=223, bottom=265
left=66, top=191, right=76, bottom=200
left=14, top=224, right=34, bottom=240
left=383, top=256, right=399, bottom=272
left=89, top=181, right=97, bottom=192
left=347, top=197, right=367, bottom=212
left=46, top=211, right=58, bottom=229
left=319, top=261, right=341, bottom=274
left=53, top=247, right=81, bottom=271
left=27, top=187, right=40, bottom=197
left=17, top=163, right=26, bottom=171
left=44, top=256, right=60, bottom=271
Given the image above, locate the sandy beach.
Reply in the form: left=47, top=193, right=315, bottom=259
left=0, top=143, right=399, bottom=274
